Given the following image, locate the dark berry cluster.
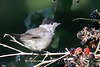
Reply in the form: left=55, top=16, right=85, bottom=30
left=69, top=47, right=90, bottom=66
left=56, top=10, right=100, bottom=67
left=56, top=58, right=65, bottom=67
left=56, top=45, right=98, bottom=67
left=90, top=10, right=99, bottom=19
left=67, top=61, right=76, bottom=67
left=73, top=55, right=80, bottom=62
left=91, top=21, right=100, bottom=30
left=90, top=10, right=100, bottom=29
left=57, top=59, right=65, bottom=67
left=64, top=60, right=76, bottom=67
left=56, top=50, right=65, bottom=67
left=69, top=48, right=76, bottom=55
left=77, top=27, right=100, bottom=50
left=89, top=54, right=95, bottom=61
left=86, top=37, right=99, bottom=49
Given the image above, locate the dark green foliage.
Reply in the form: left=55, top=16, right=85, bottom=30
left=58, top=0, right=72, bottom=11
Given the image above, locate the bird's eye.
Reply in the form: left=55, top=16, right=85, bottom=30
left=51, top=23, right=53, bottom=25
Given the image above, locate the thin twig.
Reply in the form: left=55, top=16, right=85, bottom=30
left=0, top=52, right=67, bottom=58
left=32, top=55, right=39, bottom=61
left=65, top=47, right=70, bottom=53
left=94, top=40, right=100, bottom=54
left=34, top=52, right=70, bottom=67
left=42, top=51, right=50, bottom=62
left=34, top=59, right=55, bottom=67
left=0, top=43, right=23, bottom=53
left=4, top=34, right=28, bottom=49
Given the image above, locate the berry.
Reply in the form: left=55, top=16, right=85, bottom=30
left=87, top=38, right=92, bottom=42
left=75, top=47, right=82, bottom=54
left=77, top=31, right=83, bottom=40
left=86, top=38, right=92, bottom=45
left=84, top=48, right=90, bottom=55
left=90, top=10, right=100, bottom=30
left=74, top=55, right=80, bottom=62
left=81, top=40, right=86, bottom=45
left=56, top=50, right=65, bottom=67
left=85, top=37, right=99, bottom=49
left=91, top=21, right=100, bottom=30
left=67, top=62, right=76, bottom=67
left=74, top=57, right=78, bottom=62
left=56, top=58, right=65, bottom=67
left=89, top=54, right=95, bottom=61
left=90, top=10, right=99, bottom=19
left=69, top=48, right=76, bottom=55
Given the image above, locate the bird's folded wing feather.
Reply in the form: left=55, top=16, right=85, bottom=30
left=22, top=27, right=48, bottom=39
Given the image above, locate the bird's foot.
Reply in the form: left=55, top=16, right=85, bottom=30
left=42, top=51, right=50, bottom=62
left=30, top=51, right=39, bottom=62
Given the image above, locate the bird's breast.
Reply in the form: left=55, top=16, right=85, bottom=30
left=21, top=32, right=54, bottom=51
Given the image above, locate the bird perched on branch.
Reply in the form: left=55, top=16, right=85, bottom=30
left=11, top=18, right=61, bottom=52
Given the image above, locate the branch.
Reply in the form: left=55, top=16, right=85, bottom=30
left=3, top=34, right=29, bottom=49
left=0, top=52, right=67, bottom=58
left=34, top=53, right=70, bottom=67
left=94, top=40, right=100, bottom=54
left=0, top=43, right=23, bottom=53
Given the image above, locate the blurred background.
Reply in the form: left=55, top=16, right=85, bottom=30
left=0, top=0, right=100, bottom=67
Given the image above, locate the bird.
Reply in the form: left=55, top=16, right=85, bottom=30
left=11, top=18, right=61, bottom=52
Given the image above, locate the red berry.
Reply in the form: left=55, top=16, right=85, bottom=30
left=75, top=47, right=82, bottom=54
left=84, top=48, right=90, bottom=55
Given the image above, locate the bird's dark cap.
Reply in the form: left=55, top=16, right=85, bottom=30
left=41, top=18, right=54, bottom=25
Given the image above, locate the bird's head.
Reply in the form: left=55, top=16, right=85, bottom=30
left=39, top=18, right=61, bottom=33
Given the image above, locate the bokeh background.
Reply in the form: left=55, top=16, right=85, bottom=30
left=0, top=0, right=100, bottom=67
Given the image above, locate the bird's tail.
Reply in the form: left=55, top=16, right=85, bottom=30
left=9, top=33, right=22, bottom=40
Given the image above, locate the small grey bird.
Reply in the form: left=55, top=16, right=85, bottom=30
left=11, top=18, right=60, bottom=52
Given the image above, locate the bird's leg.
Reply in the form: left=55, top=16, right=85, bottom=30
left=30, top=51, right=39, bottom=61
left=4, top=34, right=28, bottom=49
left=42, top=51, right=50, bottom=62
left=32, top=55, right=39, bottom=62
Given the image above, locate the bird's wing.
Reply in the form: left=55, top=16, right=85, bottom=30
left=22, top=27, right=48, bottom=39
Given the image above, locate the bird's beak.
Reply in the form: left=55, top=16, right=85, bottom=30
left=57, top=23, right=61, bottom=25
left=54, top=22, right=61, bottom=27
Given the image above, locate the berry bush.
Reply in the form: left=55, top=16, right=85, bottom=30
left=56, top=10, right=100, bottom=67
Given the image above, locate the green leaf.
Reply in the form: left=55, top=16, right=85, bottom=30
left=73, top=18, right=100, bottom=22
left=38, top=8, right=54, bottom=19
left=24, top=8, right=54, bottom=30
